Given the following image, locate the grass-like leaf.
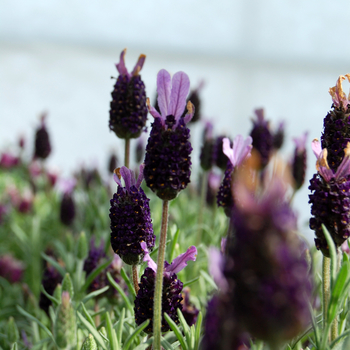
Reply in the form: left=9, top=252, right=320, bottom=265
left=123, top=319, right=150, bottom=350
left=161, top=336, right=174, bottom=350
left=107, top=272, right=133, bottom=314
left=40, top=285, right=60, bottom=306
left=194, top=311, right=202, bottom=350
left=77, top=311, right=107, bottom=350
left=199, top=270, right=217, bottom=290
left=183, top=277, right=200, bottom=288
left=169, top=227, right=180, bottom=262
left=322, top=224, right=337, bottom=287
left=41, top=253, right=66, bottom=277
left=121, top=267, right=136, bottom=298
left=81, top=285, right=109, bottom=304
left=164, top=313, right=188, bottom=350
left=80, top=302, right=95, bottom=328
left=80, top=259, right=112, bottom=292
left=105, top=311, right=119, bottom=350
left=116, top=308, right=125, bottom=346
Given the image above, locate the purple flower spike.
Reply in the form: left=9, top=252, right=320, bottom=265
left=34, top=113, right=51, bottom=160
left=110, top=165, right=155, bottom=265
left=309, top=140, right=350, bottom=255
left=291, top=132, right=308, bottom=190
left=144, top=70, right=193, bottom=200
left=109, top=49, right=148, bottom=139
left=135, top=245, right=197, bottom=333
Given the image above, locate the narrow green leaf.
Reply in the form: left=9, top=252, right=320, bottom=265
left=164, top=313, right=188, bottom=350
left=80, top=303, right=95, bottom=328
left=121, top=268, right=136, bottom=298
left=190, top=326, right=196, bottom=350
left=80, top=259, right=112, bottom=292
left=116, top=308, right=125, bottom=346
left=10, top=343, right=18, bottom=350
left=41, top=253, right=66, bottom=277
left=123, top=319, right=150, bottom=350
left=322, top=224, right=337, bottom=287
left=133, top=337, right=153, bottom=350
left=77, top=311, right=107, bottom=350
left=10, top=223, right=28, bottom=244
left=183, top=277, right=200, bottom=288
left=16, top=306, right=55, bottom=344
left=328, top=262, right=350, bottom=323
left=177, top=308, right=191, bottom=341
left=194, top=312, right=202, bottom=350
left=150, top=240, right=171, bottom=257
left=330, top=328, right=350, bottom=348
left=105, top=312, right=119, bottom=350
left=169, top=228, right=180, bottom=262
left=161, top=337, right=174, bottom=350
left=82, top=286, right=109, bottom=304
left=107, top=272, right=133, bottom=314
left=40, top=285, right=60, bottom=306
left=199, top=270, right=217, bottom=290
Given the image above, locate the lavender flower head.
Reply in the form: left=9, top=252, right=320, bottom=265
left=309, top=139, right=350, bottom=256
left=59, top=178, right=76, bottom=226
left=0, top=254, right=24, bottom=283
left=273, top=121, right=285, bottom=150
left=217, top=135, right=253, bottom=216
left=34, top=113, right=51, bottom=160
left=249, top=108, right=273, bottom=168
left=109, top=49, right=148, bottom=139
left=200, top=121, right=214, bottom=171
left=213, top=136, right=229, bottom=170
left=144, top=69, right=194, bottom=200
left=322, top=75, right=350, bottom=171
left=110, top=165, right=155, bottom=265
left=134, top=243, right=197, bottom=333
left=292, top=132, right=308, bottom=190
left=224, top=166, right=312, bottom=346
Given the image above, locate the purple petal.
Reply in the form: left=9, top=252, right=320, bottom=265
left=147, top=98, right=164, bottom=123
left=58, top=178, right=76, bottom=194
left=208, top=247, right=228, bottom=291
left=254, top=108, right=266, bottom=124
left=223, top=135, right=252, bottom=167
left=119, top=166, right=132, bottom=191
left=136, top=164, right=145, bottom=188
left=183, top=101, right=195, bottom=124
left=311, top=139, right=322, bottom=158
left=165, top=246, right=197, bottom=274
left=116, top=49, right=129, bottom=76
left=141, top=242, right=157, bottom=272
left=113, top=169, right=122, bottom=187
left=168, top=72, right=190, bottom=120
left=293, top=132, right=308, bottom=152
left=156, top=69, right=172, bottom=118
left=131, top=54, right=146, bottom=76
left=329, top=75, right=350, bottom=108
left=335, top=143, right=350, bottom=179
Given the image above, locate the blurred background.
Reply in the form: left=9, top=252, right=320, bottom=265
left=2, top=0, right=350, bottom=239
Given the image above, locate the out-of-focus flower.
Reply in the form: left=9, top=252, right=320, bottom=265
left=34, top=113, right=51, bottom=160
left=322, top=75, right=350, bottom=172
left=108, top=153, right=118, bottom=174
left=272, top=121, right=285, bottom=150
left=200, top=121, right=214, bottom=171
left=109, top=49, right=148, bottom=139
left=0, top=152, right=19, bottom=168
left=217, top=135, right=253, bottom=216
left=0, top=254, right=24, bottom=283
left=292, top=132, right=308, bottom=190
left=7, top=186, right=33, bottom=214
left=181, top=288, right=199, bottom=326
left=59, top=178, right=76, bottom=226
left=144, top=69, right=194, bottom=200
left=309, top=139, right=350, bottom=256
left=341, top=239, right=350, bottom=255
left=249, top=108, right=273, bottom=169
left=225, top=166, right=312, bottom=346
left=134, top=243, right=197, bottom=333
left=83, top=240, right=126, bottom=303
left=182, top=80, right=204, bottom=123
left=110, top=165, right=155, bottom=265
left=206, top=171, right=221, bottom=206
left=213, top=136, right=230, bottom=171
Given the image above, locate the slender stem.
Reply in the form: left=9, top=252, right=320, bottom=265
left=196, top=171, right=208, bottom=245
left=323, top=256, right=331, bottom=332
left=331, top=252, right=341, bottom=341
left=153, top=200, right=169, bottom=350
left=124, top=138, right=130, bottom=168
left=132, top=265, right=139, bottom=294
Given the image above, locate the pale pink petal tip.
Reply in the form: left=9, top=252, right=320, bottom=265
left=311, top=139, right=322, bottom=158
left=168, top=71, right=190, bottom=120
left=141, top=242, right=157, bottom=272
left=116, top=49, right=129, bottom=76
left=165, top=246, right=197, bottom=274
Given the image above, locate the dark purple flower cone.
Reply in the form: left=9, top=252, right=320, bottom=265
left=108, top=153, right=118, bottom=173
left=217, top=162, right=234, bottom=216
left=144, top=116, right=192, bottom=200
left=110, top=167, right=155, bottom=265
left=273, top=122, right=285, bottom=150
left=60, top=193, right=75, bottom=226
left=292, top=148, right=307, bottom=190
left=213, top=136, right=229, bottom=170
left=226, top=197, right=312, bottom=345
left=39, top=265, right=62, bottom=314
left=134, top=265, right=183, bottom=334
left=309, top=173, right=350, bottom=256
left=249, top=109, right=273, bottom=169
left=109, top=50, right=148, bottom=139
left=34, top=116, right=51, bottom=160
left=181, top=288, right=199, bottom=326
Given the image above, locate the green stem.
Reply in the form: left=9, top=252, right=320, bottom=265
left=132, top=265, right=139, bottom=294
left=153, top=200, right=169, bottom=350
left=323, top=256, right=331, bottom=333
left=330, top=252, right=341, bottom=341
left=124, top=138, right=130, bottom=168
left=196, top=171, right=208, bottom=246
